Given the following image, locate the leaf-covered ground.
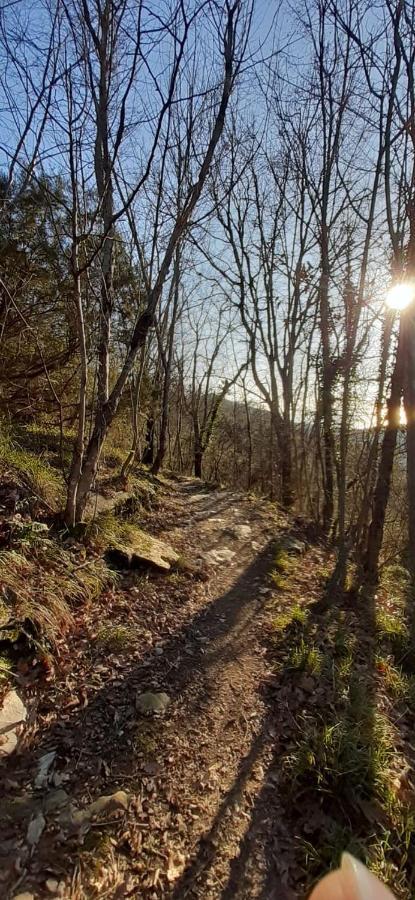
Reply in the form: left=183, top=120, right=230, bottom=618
left=1, top=479, right=415, bottom=898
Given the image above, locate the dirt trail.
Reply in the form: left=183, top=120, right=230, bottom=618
left=1, top=479, right=301, bottom=899
left=152, top=481, right=291, bottom=898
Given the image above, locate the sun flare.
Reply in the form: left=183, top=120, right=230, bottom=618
left=386, top=282, right=415, bottom=311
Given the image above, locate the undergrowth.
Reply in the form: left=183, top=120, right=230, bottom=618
left=266, top=550, right=415, bottom=898
left=0, top=431, right=64, bottom=511
left=0, top=532, right=113, bottom=648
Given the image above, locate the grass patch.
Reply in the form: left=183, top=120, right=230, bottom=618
left=333, top=625, right=354, bottom=658
left=0, top=535, right=112, bottom=648
left=376, top=610, right=410, bottom=663
left=95, top=624, right=136, bottom=651
left=271, top=570, right=288, bottom=589
left=288, top=638, right=323, bottom=674
left=375, top=654, right=415, bottom=706
left=271, top=603, right=308, bottom=631
left=274, top=547, right=294, bottom=574
left=335, top=651, right=354, bottom=681
left=135, top=729, right=158, bottom=755
left=0, top=431, right=64, bottom=511
left=380, top=563, right=411, bottom=597
left=285, top=708, right=394, bottom=800
left=269, top=545, right=299, bottom=591
left=301, top=825, right=365, bottom=882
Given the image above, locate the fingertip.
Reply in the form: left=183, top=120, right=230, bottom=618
left=308, top=870, right=346, bottom=900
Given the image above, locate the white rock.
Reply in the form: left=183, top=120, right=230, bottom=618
left=0, top=690, right=27, bottom=756
left=224, top=524, right=252, bottom=540
left=13, top=893, right=35, bottom=900
left=205, top=547, right=235, bottom=565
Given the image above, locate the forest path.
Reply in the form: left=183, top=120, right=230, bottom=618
left=141, top=477, right=294, bottom=898
left=2, top=478, right=309, bottom=900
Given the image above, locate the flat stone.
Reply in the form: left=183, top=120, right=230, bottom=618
left=106, top=530, right=179, bottom=572
left=13, top=893, right=35, bottom=900
left=136, top=691, right=170, bottom=714
left=0, top=690, right=27, bottom=756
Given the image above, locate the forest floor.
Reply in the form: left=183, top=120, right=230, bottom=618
left=1, top=477, right=415, bottom=899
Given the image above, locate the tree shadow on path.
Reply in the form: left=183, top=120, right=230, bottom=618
left=1, top=534, right=283, bottom=894
left=171, top=570, right=390, bottom=899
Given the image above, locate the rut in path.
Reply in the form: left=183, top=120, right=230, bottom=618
left=1, top=479, right=300, bottom=899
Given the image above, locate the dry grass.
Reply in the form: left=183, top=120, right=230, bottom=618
left=0, top=431, right=64, bottom=511
left=0, top=533, right=113, bottom=647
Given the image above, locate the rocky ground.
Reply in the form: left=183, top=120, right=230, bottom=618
left=0, top=479, right=296, bottom=898
left=1, top=478, right=414, bottom=899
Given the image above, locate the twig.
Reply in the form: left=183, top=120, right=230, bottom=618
left=0, top=662, right=20, bottom=680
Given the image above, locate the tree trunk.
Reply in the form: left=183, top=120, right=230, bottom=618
left=120, top=344, right=147, bottom=479
left=194, top=447, right=203, bottom=479
left=243, top=381, right=252, bottom=490
left=152, top=247, right=180, bottom=475
left=365, top=319, right=405, bottom=579
left=142, top=416, right=155, bottom=466
left=404, top=306, right=415, bottom=572
left=64, top=269, right=87, bottom=527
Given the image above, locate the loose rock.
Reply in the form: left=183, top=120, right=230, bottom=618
left=223, top=524, right=252, bottom=540
left=105, top=530, right=179, bottom=572
left=205, top=547, right=236, bottom=565
left=279, top=536, right=306, bottom=555
left=87, top=790, right=129, bottom=818
left=59, top=790, right=129, bottom=832
left=136, top=691, right=170, bottom=714
left=0, top=690, right=27, bottom=756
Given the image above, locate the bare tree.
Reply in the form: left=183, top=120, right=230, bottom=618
left=59, top=0, right=253, bottom=524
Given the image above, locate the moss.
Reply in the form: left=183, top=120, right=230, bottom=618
left=95, top=624, right=136, bottom=651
